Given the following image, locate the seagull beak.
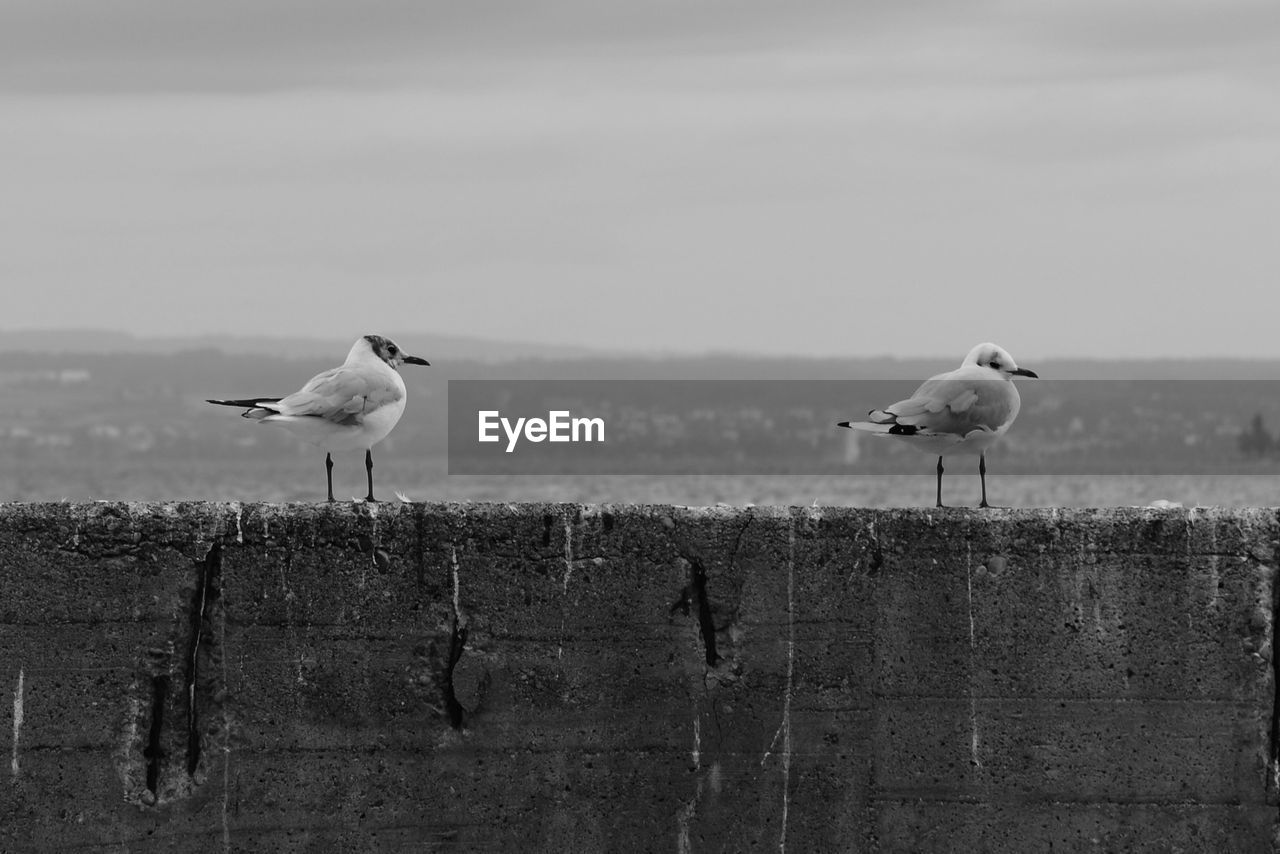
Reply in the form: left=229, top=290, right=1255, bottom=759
left=1010, top=367, right=1038, bottom=378
left=402, top=355, right=430, bottom=366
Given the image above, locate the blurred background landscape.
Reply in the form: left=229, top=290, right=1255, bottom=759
left=5, top=329, right=1280, bottom=508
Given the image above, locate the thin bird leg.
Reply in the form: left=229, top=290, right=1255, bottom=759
left=936, top=456, right=945, bottom=508
left=365, top=449, right=377, bottom=503
left=325, top=453, right=335, bottom=503
left=978, top=453, right=990, bottom=508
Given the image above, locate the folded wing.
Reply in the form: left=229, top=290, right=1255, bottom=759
left=842, top=377, right=1015, bottom=438
left=266, top=367, right=385, bottom=423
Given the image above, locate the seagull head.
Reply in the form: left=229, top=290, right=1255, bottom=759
left=358, top=334, right=430, bottom=369
left=964, top=342, right=1037, bottom=379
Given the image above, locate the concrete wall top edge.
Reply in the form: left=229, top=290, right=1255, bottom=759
left=1, top=500, right=1277, bottom=521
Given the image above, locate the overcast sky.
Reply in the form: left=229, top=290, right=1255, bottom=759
left=2, top=1, right=1277, bottom=358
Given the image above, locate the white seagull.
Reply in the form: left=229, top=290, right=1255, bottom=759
left=208, top=334, right=430, bottom=502
left=838, top=342, right=1037, bottom=508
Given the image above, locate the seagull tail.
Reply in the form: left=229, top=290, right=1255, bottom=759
left=207, top=397, right=283, bottom=420
left=837, top=420, right=893, bottom=433
left=839, top=409, right=900, bottom=432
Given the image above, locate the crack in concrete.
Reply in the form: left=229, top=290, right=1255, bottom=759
left=131, top=539, right=228, bottom=806
left=678, top=715, right=706, bottom=854
left=412, top=503, right=427, bottom=589
left=663, top=510, right=758, bottom=670
left=562, top=514, right=575, bottom=595
left=1268, top=526, right=1280, bottom=796
left=219, top=560, right=233, bottom=854
left=11, top=667, right=23, bottom=778
left=443, top=546, right=469, bottom=729
left=143, top=675, right=168, bottom=798
left=965, top=538, right=982, bottom=770
left=760, top=514, right=796, bottom=853
left=559, top=511, right=576, bottom=660
left=688, top=555, right=720, bottom=668
left=184, top=543, right=221, bottom=777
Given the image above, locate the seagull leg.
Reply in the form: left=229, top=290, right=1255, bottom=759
left=325, top=453, right=335, bottom=503
left=365, top=449, right=377, bottom=503
left=936, top=456, right=945, bottom=508
left=978, top=453, right=990, bottom=508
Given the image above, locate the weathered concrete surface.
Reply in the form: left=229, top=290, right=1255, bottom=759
left=0, top=502, right=1276, bottom=852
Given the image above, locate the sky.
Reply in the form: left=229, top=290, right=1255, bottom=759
left=2, top=0, right=1277, bottom=359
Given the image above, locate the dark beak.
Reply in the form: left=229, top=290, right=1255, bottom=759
left=403, top=355, right=430, bottom=366
left=1011, top=367, right=1038, bottom=378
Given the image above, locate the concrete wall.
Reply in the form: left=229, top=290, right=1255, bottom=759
left=1, top=502, right=1277, bottom=852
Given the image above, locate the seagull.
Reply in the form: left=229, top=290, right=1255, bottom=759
left=838, top=342, right=1037, bottom=508
left=208, top=334, right=429, bottom=502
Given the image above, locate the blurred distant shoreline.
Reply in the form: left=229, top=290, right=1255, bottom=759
left=4, top=329, right=1280, bottom=505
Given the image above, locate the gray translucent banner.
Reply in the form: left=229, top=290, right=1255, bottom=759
left=446, top=379, right=1280, bottom=475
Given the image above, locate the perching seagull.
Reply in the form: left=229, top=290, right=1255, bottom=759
left=208, top=334, right=429, bottom=502
left=838, top=342, right=1037, bottom=508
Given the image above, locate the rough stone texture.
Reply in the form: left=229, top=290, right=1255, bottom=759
left=0, top=502, right=1277, bottom=852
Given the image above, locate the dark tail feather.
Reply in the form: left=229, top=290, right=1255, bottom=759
left=837, top=421, right=852, bottom=428
left=207, top=397, right=281, bottom=408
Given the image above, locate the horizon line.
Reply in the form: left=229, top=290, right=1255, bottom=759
left=3, top=326, right=1280, bottom=363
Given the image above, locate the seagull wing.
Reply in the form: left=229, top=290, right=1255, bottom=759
left=871, top=372, right=1015, bottom=437
left=267, top=366, right=381, bottom=424
left=882, top=377, right=978, bottom=419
